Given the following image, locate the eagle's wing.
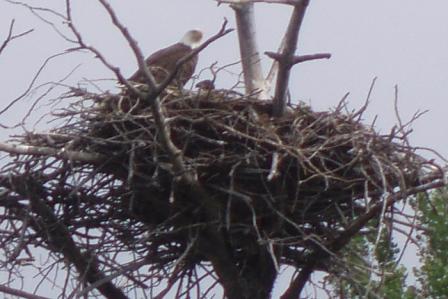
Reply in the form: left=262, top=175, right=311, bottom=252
left=129, top=43, right=198, bottom=87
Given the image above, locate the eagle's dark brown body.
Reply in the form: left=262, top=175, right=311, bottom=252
left=129, top=37, right=200, bottom=87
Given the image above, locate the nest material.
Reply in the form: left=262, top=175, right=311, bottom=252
left=16, top=86, right=431, bottom=276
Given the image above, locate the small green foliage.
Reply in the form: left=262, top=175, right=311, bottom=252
left=414, top=189, right=448, bottom=299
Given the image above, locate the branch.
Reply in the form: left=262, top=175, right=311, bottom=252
left=0, top=142, right=103, bottom=163
left=0, top=19, right=34, bottom=55
left=272, top=0, right=310, bottom=117
left=230, top=3, right=268, bottom=98
left=64, top=0, right=145, bottom=98
left=265, top=52, right=331, bottom=65
left=0, top=285, right=50, bottom=299
left=265, top=34, right=287, bottom=92
left=76, top=259, right=148, bottom=297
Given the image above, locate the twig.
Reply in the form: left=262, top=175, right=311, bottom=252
left=267, top=151, right=280, bottom=181
left=0, top=52, right=69, bottom=118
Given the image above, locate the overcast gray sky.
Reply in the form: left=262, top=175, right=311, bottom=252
left=1, top=0, right=447, bottom=161
left=1, top=0, right=447, bottom=297
left=1, top=0, right=447, bottom=159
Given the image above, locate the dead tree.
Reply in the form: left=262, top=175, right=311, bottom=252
left=0, top=1, right=446, bottom=299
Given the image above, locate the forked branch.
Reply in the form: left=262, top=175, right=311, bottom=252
left=0, top=19, right=33, bottom=55
left=272, top=0, right=309, bottom=117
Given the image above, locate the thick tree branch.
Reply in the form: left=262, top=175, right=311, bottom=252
left=272, top=0, right=309, bottom=117
left=230, top=3, right=268, bottom=98
left=265, top=34, right=286, bottom=92
left=0, top=285, right=50, bottom=299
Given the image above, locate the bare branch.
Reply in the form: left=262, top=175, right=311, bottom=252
left=265, top=52, right=331, bottom=65
left=230, top=3, right=268, bottom=98
left=266, top=34, right=287, bottom=91
left=77, top=259, right=148, bottom=298
left=0, top=19, right=34, bottom=55
left=64, top=0, right=144, bottom=98
left=272, top=0, right=310, bottom=117
left=0, top=142, right=103, bottom=163
left=0, top=52, right=68, bottom=118
left=0, top=285, right=50, bottom=299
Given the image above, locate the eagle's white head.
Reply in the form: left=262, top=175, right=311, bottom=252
left=180, top=30, right=203, bottom=49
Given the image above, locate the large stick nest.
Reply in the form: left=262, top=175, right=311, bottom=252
left=5, top=85, right=435, bottom=281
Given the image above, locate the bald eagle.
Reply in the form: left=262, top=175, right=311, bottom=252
left=129, top=30, right=203, bottom=87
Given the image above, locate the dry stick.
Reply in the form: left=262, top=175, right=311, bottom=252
left=230, top=2, right=268, bottom=98
left=272, top=0, right=309, bottom=117
left=280, top=175, right=446, bottom=299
